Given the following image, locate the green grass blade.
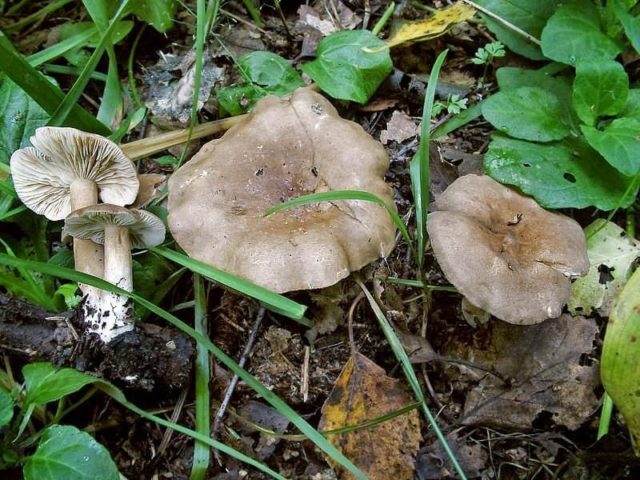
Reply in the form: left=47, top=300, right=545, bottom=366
left=151, top=246, right=308, bottom=323
left=190, top=273, right=211, bottom=480
left=0, top=31, right=110, bottom=135
left=410, top=49, right=448, bottom=275
left=265, top=190, right=416, bottom=261
left=357, top=279, right=468, bottom=480
left=94, top=382, right=285, bottom=479
left=27, top=28, right=97, bottom=67
left=47, top=0, right=131, bottom=128
left=0, top=254, right=366, bottom=479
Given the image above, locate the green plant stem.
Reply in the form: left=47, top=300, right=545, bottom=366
left=190, top=274, right=211, bottom=480
left=41, top=64, right=108, bottom=81
left=372, top=2, right=396, bottom=36
left=127, top=25, right=146, bottom=110
left=241, top=0, right=264, bottom=28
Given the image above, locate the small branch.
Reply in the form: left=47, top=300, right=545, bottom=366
left=462, top=0, right=542, bottom=46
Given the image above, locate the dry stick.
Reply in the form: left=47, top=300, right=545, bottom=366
left=347, top=292, right=365, bottom=358
left=120, top=116, right=245, bottom=160
left=212, top=307, right=266, bottom=464
left=155, top=385, right=189, bottom=460
left=462, top=0, right=542, bottom=46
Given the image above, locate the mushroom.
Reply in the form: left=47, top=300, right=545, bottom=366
left=426, top=174, right=589, bottom=325
left=63, top=204, right=166, bottom=342
left=10, top=127, right=139, bottom=281
left=168, top=88, right=396, bottom=293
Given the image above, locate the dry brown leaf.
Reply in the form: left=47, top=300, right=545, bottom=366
left=441, top=314, right=599, bottom=430
left=379, top=111, right=420, bottom=145
left=319, top=352, right=421, bottom=479
left=383, top=2, right=476, bottom=49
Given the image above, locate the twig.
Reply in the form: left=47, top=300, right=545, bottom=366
left=155, top=386, right=189, bottom=459
left=301, top=346, right=310, bottom=403
left=462, top=0, right=541, bottom=46
left=212, top=307, right=266, bottom=462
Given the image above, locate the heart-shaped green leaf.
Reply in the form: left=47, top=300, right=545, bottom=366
left=484, top=134, right=637, bottom=210
left=300, top=30, right=392, bottom=104
left=24, top=425, right=119, bottom=480
left=482, top=86, right=571, bottom=142
left=541, top=3, right=621, bottom=64
left=581, top=118, right=640, bottom=176
left=573, top=60, right=629, bottom=125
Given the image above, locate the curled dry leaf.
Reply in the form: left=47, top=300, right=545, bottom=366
left=441, top=314, right=600, bottom=430
left=318, top=352, right=421, bottom=480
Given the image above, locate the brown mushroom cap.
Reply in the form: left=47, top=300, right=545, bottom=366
left=10, top=127, right=139, bottom=220
left=427, top=174, right=589, bottom=325
left=168, top=88, right=396, bottom=293
left=64, top=204, right=166, bottom=249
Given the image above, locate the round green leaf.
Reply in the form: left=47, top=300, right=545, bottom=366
left=24, top=425, right=119, bottom=480
left=482, top=87, right=571, bottom=142
left=484, top=134, right=637, bottom=210
left=475, top=0, right=557, bottom=60
left=581, top=118, right=640, bottom=176
left=573, top=60, right=629, bottom=125
left=0, top=389, right=14, bottom=428
left=541, top=3, right=622, bottom=64
left=300, top=30, right=392, bottom=104
left=239, top=51, right=304, bottom=94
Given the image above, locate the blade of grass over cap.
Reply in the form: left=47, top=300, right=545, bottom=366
left=0, top=254, right=366, bottom=479
left=151, top=246, right=308, bottom=323
left=48, top=0, right=131, bottom=127
left=411, top=49, right=448, bottom=275
left=265, top=190, right=416, bottom=261
left=0, top=32, right=110, bottom=135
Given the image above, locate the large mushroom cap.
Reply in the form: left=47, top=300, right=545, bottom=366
left=64, top=204, right=166, bottom=249
left=168, top=88, right=396, bottom=293
left=427, top=174, right=589, bottom=325
left=10, top=127, right=139, bottom=220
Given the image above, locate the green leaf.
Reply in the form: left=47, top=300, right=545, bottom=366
left=573, top=60, right=629, bottom=125
left=300, top=30, right=392, bottom=104
left=581, top=118, right=640, bottom=176
left=0, top=32, right=110, bottom=135
left=614, top=0, right=640, bottom=54
left=484, top=134, right=637, bottom=210
left=621, top=89, right=640, bottom=121
left=569, top=219, right=640, bottom=317
left=474, top=0, right=557, bottom=60
left=0, top=79, right=49, bottom=164
left=601, top=267, right=640, bottom=453
left=130, top=0, right=177, bottom=32
left=24, top=425, right=119, bottom=480
left=240, top=51, right=304, bottom=94
left=0, top=388, right=13, bottom=428
left=481, top=86, right=571, bottom=142
left=217, top=51, right=304, bottom=115
left=23, top=362, right=97, bottom=406
left=59, top=21, right=133, bottom=48
left=541, top=2, right=622, bottom=65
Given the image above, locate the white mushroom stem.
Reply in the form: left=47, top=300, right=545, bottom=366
left=86, top=225, right=135, bottom=342
left=69, top=179, right=104, bottom=281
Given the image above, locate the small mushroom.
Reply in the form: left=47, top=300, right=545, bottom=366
left=168, top=88, right=396, bottom=293
left=64, top=204, right=165, bottom=342
left=427, top=174, right=589, bottom=325
left=10, top=127, right=139, bottom=281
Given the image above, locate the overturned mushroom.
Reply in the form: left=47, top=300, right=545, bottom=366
left=10, top=127, right=139, bottom=281
left=427, top=174, right=589, bottom=325
left=64, top=205, right=165, bottom=342
left=168, top=88, right=396, bottom=293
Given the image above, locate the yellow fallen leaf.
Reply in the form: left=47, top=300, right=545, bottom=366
left=384, top=2, right=476, bottom=49
left=318, top=352, right=421, bottom=480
